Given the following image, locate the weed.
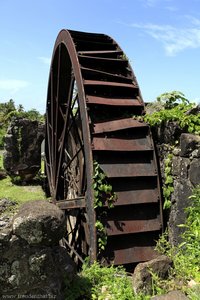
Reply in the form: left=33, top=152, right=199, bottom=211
left=65, top=260, right=151, bottom=300
left=175, top=186, right=200, bottom=282
left=81, top=261, right=135, bottom=300
left=153, top=186, right=200, bottom=298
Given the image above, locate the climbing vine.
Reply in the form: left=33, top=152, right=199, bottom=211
left=93, top=161, right=116, bottom=209
left=93, top=160, right=117, bottom=252
left=163, top=153, right=174, bottom=209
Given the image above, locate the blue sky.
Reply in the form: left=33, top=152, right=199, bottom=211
left=0, top=0, right=200, bottom=113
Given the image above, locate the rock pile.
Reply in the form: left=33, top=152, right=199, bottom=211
left=0, top=200, right=76, bottom=299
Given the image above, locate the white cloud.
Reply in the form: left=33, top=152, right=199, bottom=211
left=139, top=0, right=173, bottom=7
left=0, top=79, right=29, bottom=93
left=38, top=56, right=51, bottom=65
left=144, top=0, right=158, bottom=6
left=130, top=18, right=200, bottom=56
left=165, top=5, right=178, bottom=12
left=138, top=0, right=159, bottom=7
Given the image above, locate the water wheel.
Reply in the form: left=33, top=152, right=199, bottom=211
left=45, top=29, right=163, bottom=269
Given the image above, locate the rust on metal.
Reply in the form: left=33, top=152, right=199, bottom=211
left=45, top=28, right=163, bottom=270
left=106, top=218, right=161, bottom=236
left=93, top=118, right=148, bottom=134
left=81, top=67, right=134, bottom=83
left=99, top=162, right=157, bottom=178
left=114, top=189, right=159, bottom=206
left=92, top=137, right=152, bottom=151
left=112, top=247, right=159, bottom=265
left=86, top=95, right=142, bottom=106
left=83, top=80, right=137, bottom=89
left=79, top=55, right=129, bottom=70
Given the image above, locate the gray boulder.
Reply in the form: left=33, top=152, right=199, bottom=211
left=151, top=290, right=189, bottom=300
left=189, top=158, right=200, bottom=186
left=12, top=200, right=66, bottom=245
left=1, top=200, right=76, bottom=298
left=180, top=133, right=200, bottom=157
left=1, top=241, right=76, bottom=298
left=132, top=255, right=172, bottom=295
left=169, top=179, right=192, bottom=246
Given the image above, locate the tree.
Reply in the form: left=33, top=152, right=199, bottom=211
left=0, top=99, right=44, bottom=148
left=157, top=91, right=189, bottom=109
left=25, top=108, right=43, bottom=121
left=18, top=104, right=24, bottom=112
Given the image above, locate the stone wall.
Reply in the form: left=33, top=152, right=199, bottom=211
left=152, top=123, right=200, bottom=246
left=169, top=133, right=200, bottom=245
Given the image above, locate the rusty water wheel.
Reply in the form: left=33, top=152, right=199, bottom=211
left=45, top=29, right=163, bottom=270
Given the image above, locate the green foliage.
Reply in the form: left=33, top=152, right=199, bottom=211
left=24, top=108, right=44, bottom=121
left=175, top=186, right=200, bottom=282
left=0, top=99, right=44, bottom=148
left=0, top=99, right=16, bottom=115
left=163, top=153, right=174, bottom=209
left=64, top=274, right=92, bottom=300
left=155, top=230, right=171, bottom=256
left=93, top=161, right=117, bottom=252
left=64, top=261, right=152, bottom=300
left=80, top=261, right=136, bottom=300
left=186, top=285, right=200, bottom=300
left=157, top=90, right=189, bottom=109
left=93, top=161, right=116, bottom=209
left=144, top=91, right=200, bottom=135
left=148, top=269, right=168, bottom=296
left=95, top=220, right=107, bottom=251
left=154, top=186, right=200, bottom=298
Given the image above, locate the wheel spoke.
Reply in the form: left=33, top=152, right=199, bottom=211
left=69, top=108, right=84, bottom=147
left=45, top=111, right=54, bottom=194
left=64, top=145, right=83, bottom=170
left=55, top=76, right=75, bottom=198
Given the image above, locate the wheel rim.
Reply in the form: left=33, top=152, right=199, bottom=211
left=45, top=30, right=96, bottom=262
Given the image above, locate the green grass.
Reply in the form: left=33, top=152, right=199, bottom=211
left=0, top=177, right=46, bottom=205
left=0, top=152, right=47, bottom=209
